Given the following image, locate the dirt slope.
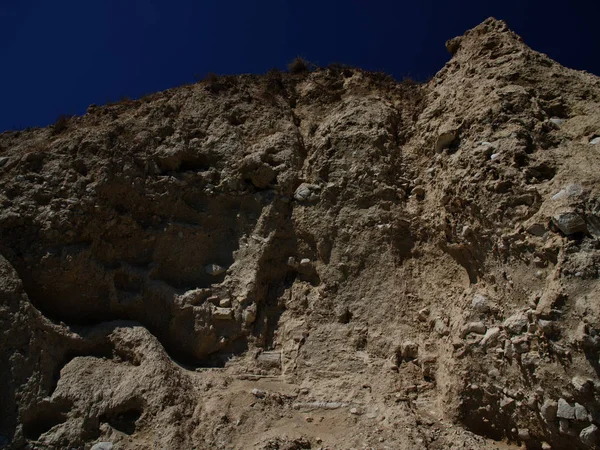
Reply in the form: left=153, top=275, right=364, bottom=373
left=1, top=17, right=600, bottom=450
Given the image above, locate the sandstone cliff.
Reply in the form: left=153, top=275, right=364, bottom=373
left=1, top=17, right=600, bottom=449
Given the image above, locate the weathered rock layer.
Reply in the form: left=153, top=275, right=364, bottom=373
left=2, top=17, right=600, bottom=449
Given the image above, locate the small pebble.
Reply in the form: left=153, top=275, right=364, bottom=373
left=91, top=443, right=114, bottom=450
left=251, top=388, right=266, bottom=398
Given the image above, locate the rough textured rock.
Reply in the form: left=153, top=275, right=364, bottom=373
left=557, top=398, right=576, bottom=420
left=1, top=16, right=600, bottom=450
left=580, top=424, right=598, bottom=446
left=552, top=211, right=588, bottom=235
left=91, top=443, right=114, bottom=450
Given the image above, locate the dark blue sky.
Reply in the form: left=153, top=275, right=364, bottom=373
left=1, top=0, right=599, bottom=132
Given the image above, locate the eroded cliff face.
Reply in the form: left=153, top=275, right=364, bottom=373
left=1, top=17, right=600, bottom=449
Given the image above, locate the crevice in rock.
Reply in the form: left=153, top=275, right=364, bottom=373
left=99, top=400, right=143, bottom=436
left=440, top=242, right=484, bottom=284
left=459, top=389, right=515, bottom=442
left=22, top=400, right=72, bottom=441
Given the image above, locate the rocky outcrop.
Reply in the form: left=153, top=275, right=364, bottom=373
left=1, top=17, right=600, bottom=450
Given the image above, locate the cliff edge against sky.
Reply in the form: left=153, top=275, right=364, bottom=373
left=1, top=18, right=600, bottom=450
